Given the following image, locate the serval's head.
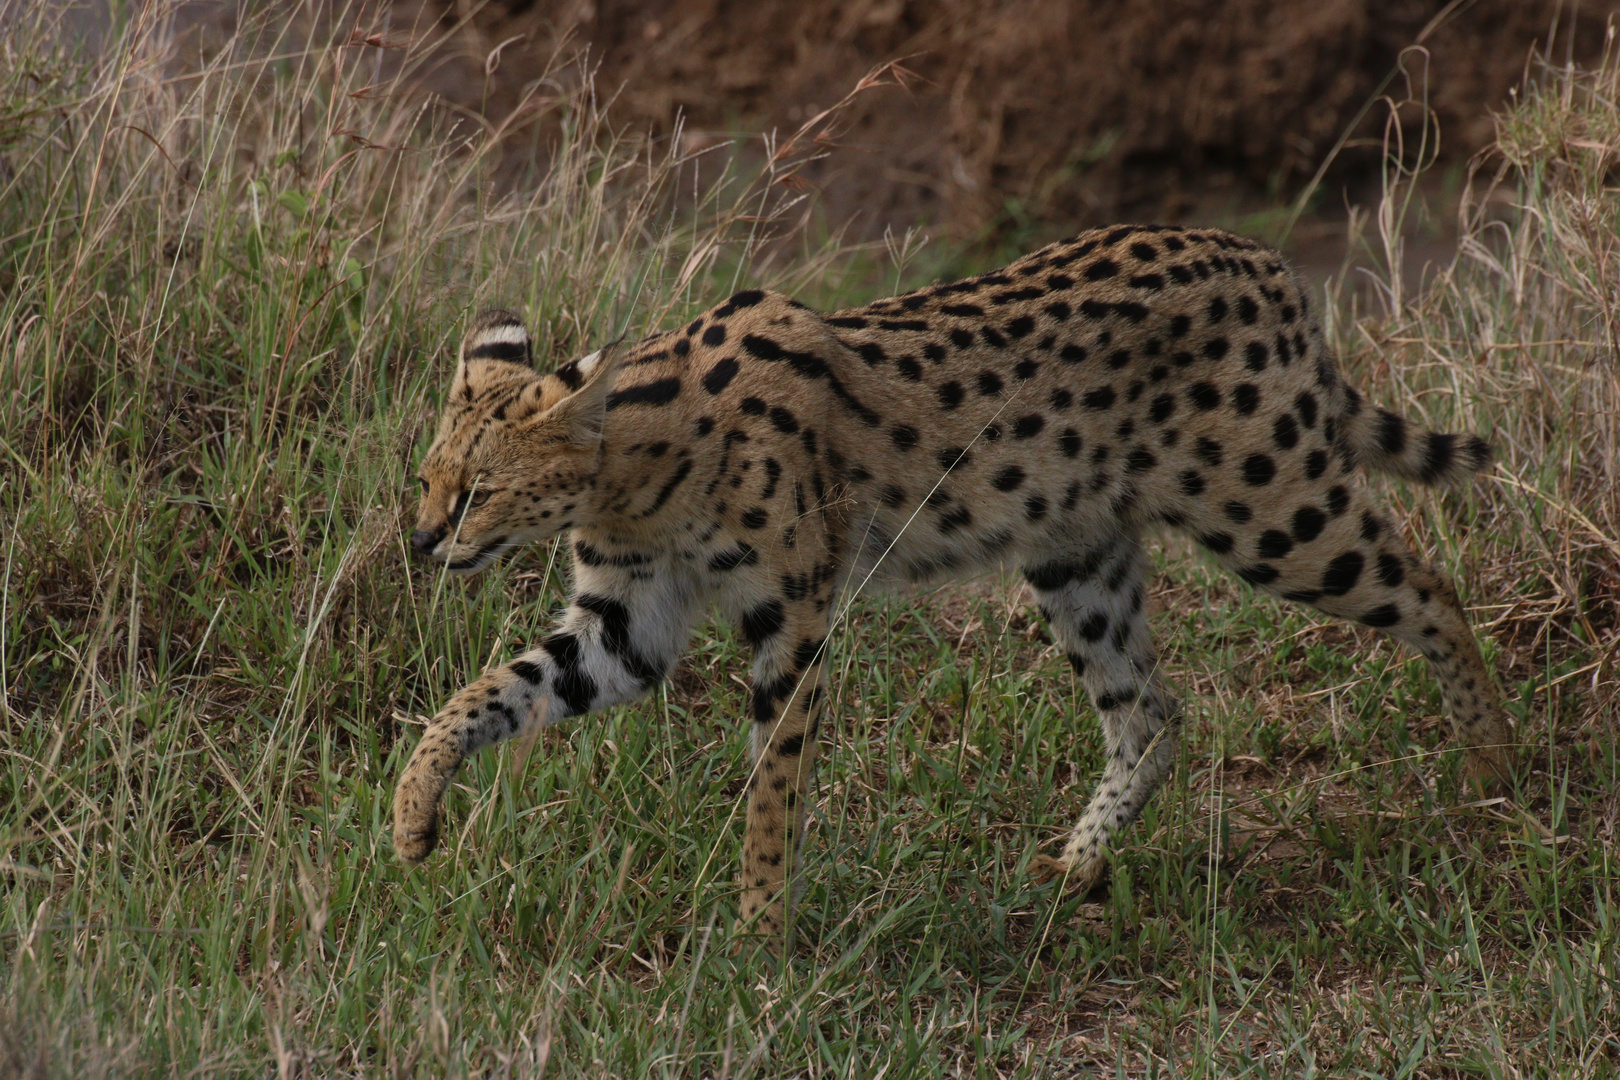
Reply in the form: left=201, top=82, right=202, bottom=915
left=412, top=310, right=621, bottom=572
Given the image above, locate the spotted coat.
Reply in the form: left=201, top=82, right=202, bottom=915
left=394, top=224, right=1511, bottom=939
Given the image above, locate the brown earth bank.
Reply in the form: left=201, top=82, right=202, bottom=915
left=405, top=0, right=1617, bottom=241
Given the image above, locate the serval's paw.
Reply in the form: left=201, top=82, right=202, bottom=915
left=1027, top=854, right=1072, bottom=886
left=1028, top=851, right=1111, bottom=897
left=1463, top=743, right=1513, bottom=798
left=393, top=748, right=455, bottom=865
left=393, top=813, right=440, bottom=865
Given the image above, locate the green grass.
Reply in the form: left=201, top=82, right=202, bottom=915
left=2, top=4, right=1617, bottom=1077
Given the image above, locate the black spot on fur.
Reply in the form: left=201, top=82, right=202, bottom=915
left=1195, top=437, right=1224, bottom=466
left=1084, top=387, right=1116, bottom=410
left=1376, top=552, right=1405, bottom=587
left=703, top=357, right=739, bottom=394
left=1376, top=409, right=1406, bottom=454
left=1059, top=429, right=1082, bottom=457
left=607, top=377, right=682, bottom=410
left=1322, top=551, right=1364, bottom=596
left=1125, top=447, right=1156, bottom=473
left=466, top=340, right=529, bottom=363
left=978, top=371, right=1004, bottom=396
left=1023, top=561, right=1075, bottom=591
left=1360, top=604, right=1401, bottom=627
left=709, top=544, right=759, bottom=572
left=1233, top=384, right=1260, bottom=414
left=938, top=381, right=965, bottom=409
left=1242, top=454, right=1276, bottom=485
left=793, top=637, right=827, bottom=670
left=702, top=324, right=727, bottom=347
left=937, top=505, right=973, bottom=533
left=1189, top=383, right=1221, bottom=410
left=1014, top=414, right=1045, bottom=438
left=1273, top=413, right=1300, bottom=449
left=1085, top=258, right=1119, bottom=281
left=542, top=632, right=596, bottom=715
left=1292, top=505, right=1326, bottom=542
left=1258, top=530, right=1293, bottom=559
left=740, top=600, right=786, bottom=645
left=993, top=465, right=1026, bottom=491
left=1237, top=564, right=1279, bottom=585
left=856, top=342, right=887, bottom=365
left=1420, top=433, right=1455, bottom=482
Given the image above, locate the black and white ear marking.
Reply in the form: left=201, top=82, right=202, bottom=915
left=461, top=309, right=532, bottom=365
left=538, top=339, right=625, bottom=447
left=551, top=347, right=603, bottom=392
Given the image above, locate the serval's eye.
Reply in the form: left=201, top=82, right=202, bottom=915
left=417, top=477, right=430, bottom=494
left=468, top=490, right=491, bottom=508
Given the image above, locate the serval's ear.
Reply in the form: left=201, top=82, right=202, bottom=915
left=532, top=338, right=625, bottom=447
left=451, top=309, right=531, bottom=399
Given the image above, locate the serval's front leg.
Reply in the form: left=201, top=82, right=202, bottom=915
left=731, top=589, right=833, bottom=939
left=395, top=552, right=705, bottom=862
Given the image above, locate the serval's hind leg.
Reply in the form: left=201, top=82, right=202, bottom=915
left=1205, top=479, right=1512, bottom=791
left=1022, top=535, right=1183, bottom=893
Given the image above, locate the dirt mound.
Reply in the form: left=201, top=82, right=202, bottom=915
left=417, top=0, right=1612, bottom=238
